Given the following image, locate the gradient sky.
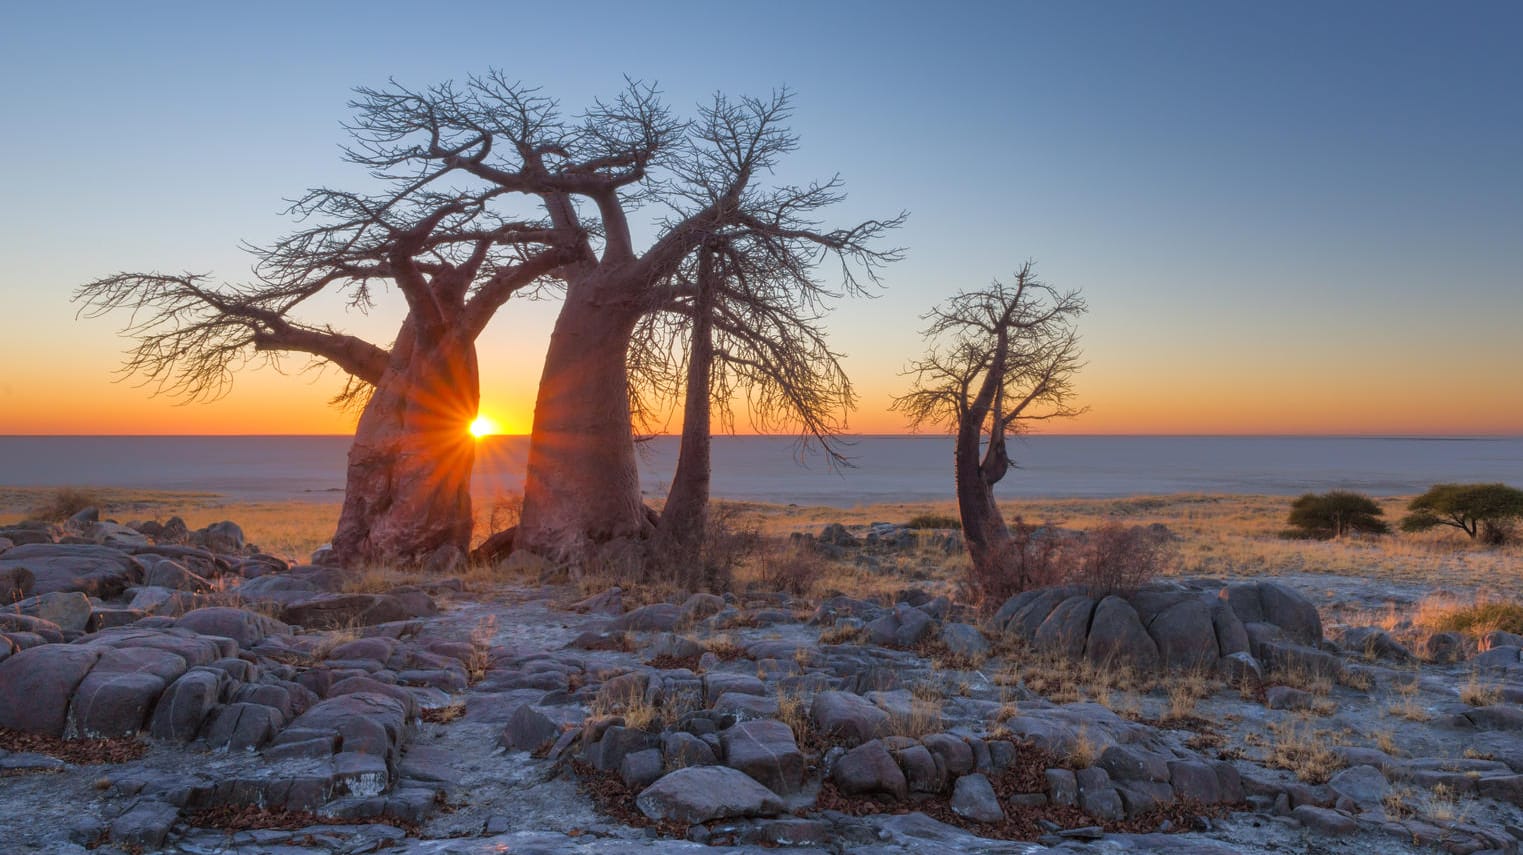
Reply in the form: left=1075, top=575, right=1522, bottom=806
left=2, top=1, right=1519, bottom=436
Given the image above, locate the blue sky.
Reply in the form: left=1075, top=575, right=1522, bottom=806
left=1, top=1, right=1519, bottom=434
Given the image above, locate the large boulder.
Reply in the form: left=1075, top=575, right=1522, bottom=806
left=1144, top=596, right=1220, bottom=671
left=1224, top=582, right=1322, bottom=645
left=66, top=646, right=188, bottom=738
left=636, top=766, right=784, bottom=823
left=0, top=645, right=103, bottom=735
left=811, top=691, right=892, bottom=746
left=150, top=669, right=223, bottom=740
left=1032, top=595, right=1096, bottom=659
left=721, top=719, right=805, bottom=795
left=0, top=543, right=143, bottom=597
left=831, top=739, right=908, bottom=800
left=176, top=607, right=287, bottom=648
left=15, top=591, right=93, bottom=632
left=1084, top=595, right=1161, bottom=671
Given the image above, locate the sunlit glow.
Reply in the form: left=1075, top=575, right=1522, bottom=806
left=469, top=415, right=500, bottom=438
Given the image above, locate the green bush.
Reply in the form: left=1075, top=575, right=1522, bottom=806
left=1283, top=490, right=1388, bottom=539
left=1426, top=601, right=1523, bottom=636
left=905, top=513, right=961, bottom=530
left=1400, top=483, right=1523, bottom=543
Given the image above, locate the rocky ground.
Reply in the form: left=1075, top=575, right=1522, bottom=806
left=2, top=510, right=1523, bottom=854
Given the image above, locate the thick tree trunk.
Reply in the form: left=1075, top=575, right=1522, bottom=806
left=332, top=327, right=478, bottom=567
left=656, top=276, right=715, bottom=568
left=954, top=418, right=1011, bottom=592
left=516, top=286, right=650, bottom=560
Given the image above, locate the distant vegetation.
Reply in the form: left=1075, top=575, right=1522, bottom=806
left=1423, top=600, right=1523, bottom=636
left=1283, top=490, right=1389, bottom=539
left=1400, top=483, right=1523, bottom=544
left=26, top=487, right=106, bottom=523
left=904, top=513, right=961, bottom=530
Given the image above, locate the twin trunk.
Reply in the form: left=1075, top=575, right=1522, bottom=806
left=331, top=328, right=478, bottom=567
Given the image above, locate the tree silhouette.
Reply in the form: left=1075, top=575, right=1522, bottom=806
left=894, top=263, right=1085, bottom=603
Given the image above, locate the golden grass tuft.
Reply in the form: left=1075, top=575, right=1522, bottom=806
left=1260, top=718, right=1346, bottom=783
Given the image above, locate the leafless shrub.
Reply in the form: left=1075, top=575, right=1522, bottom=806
left=27, top=487, right=106, bottom=522
left=1067, top=522, right=1175, bottom=597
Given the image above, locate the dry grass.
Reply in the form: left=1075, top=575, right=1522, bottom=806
left=1068, top=725, right=1101, bottom=769
left=887, top=683, right=946, bottom=737
left=1386, top=680, right=1431, bottom=722
left=1459, top=671, right=1502, bottom=707
left=1256, top=718, right=1346, bottom=783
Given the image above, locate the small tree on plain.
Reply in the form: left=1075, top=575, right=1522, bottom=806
left=1284, top=490, right=1389, bottom=539
left=1400, top=483, right=1523, bottom=544
left=893, top=262, right=1085, bottom=607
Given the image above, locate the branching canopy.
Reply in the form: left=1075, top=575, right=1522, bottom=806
left=893, top=262, right=1086, bottom=483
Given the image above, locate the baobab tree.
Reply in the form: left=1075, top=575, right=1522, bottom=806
left=344, top=74, right=901, bottom=561
left=893, top=263, right=1086, bottom=604
left=636, top=226, right=869, bottom=580
left=76, top=181, right=575, bottom=568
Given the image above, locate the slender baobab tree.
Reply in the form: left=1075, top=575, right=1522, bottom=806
left=634, top=224, right=871, bottom=577
left=344, top=75, right=902, bottom=560
left=76, top=181, right=575, bottom=568
left=893, top=263, right=1086, bottom=601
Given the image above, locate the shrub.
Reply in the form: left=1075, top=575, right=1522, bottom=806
left=967, top=516, right=1067, bottom=609
left=1423, top=600, right=1523, bottom=637
left=904, top=513, right=961, bottom=530
left=1068, top=522, right=1175, bottom=597
left=1284, top=490, right=1389, bottom=539
left=1401, top=483, right=1523, bottom=543
left=27, top=487, right=106, bottom=522
left=753, top=536, right=826, bottom=597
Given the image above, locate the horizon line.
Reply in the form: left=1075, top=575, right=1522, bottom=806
left=3, top=432, right=1521, bottom=440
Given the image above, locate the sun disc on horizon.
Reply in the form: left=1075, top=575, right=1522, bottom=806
left=468, top=415, right=500, bottom=439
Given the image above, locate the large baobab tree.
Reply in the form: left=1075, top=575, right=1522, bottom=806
left=893, top=263, right=1086, bottom=602
left=76, top=182, right=575, bottom=568
left=346, top=75, right=901, bottom=560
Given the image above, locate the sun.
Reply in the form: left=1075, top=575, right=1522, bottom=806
left=468, top=415, right=500, bottom=438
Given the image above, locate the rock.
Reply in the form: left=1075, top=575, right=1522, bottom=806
left=646, top=633, right=703, bottom=661
left=663, top=731, right=718, bottom=768
left=1265, top=685, right=1317, bottom=711
left=1167, top=760, right=1222, bottom=804
left=1340, top=627, right=1416, bottom=664
left=1226, top=582, right=1323, bottom=645
left=921, top=732, right=975, bottom=776
left=68, top=646, right=188, bottom=738
left=0, top=543, right=143, bottom=597
left=569, top=586, right=624, bottom=615
left=892, top=604, right=936, bottom=648
left=1424, top=631, right=1468, bottom=664
left=1216, top=651, right=1263, bottom=690
left=636, top=766, right=784, bottom=823
left=811, top=690, right=891, bottom=746
left=150, top=669, right=223, bottom=740
left=1291, top=804, right=1357, bottom=835
left=1327, top=765, right=1389, bottom=807
left=176, top=606, right=287, bottom=648
left=722, top=719, right=804, bottom=795
left=199, top=520, right=245, bottom=554
left=1046, top=768, right=1078, bottom=806
left=679, top=593, right=725, bottom=625
left=1145, top=596, right=1220, bottom=670
left=608, top=603, right=681, bottom=633
left=1076, top=766, right=1124, bottom=821
left=1257, top=640, right=1342, bottom=680
left=819, top=523, right=859, bottom=547
left=109, top=800, right=179, bottom=849
left=586, top=725, right=661, bottom=772
left=950, top=773, right=1004, bottom=823
left=280, top=593, right=414, bottom=629
left=143, top=559, right=211, bottom=592
left=1463, top=704, right=1523, bottom=730
left=0, top=644, right=102, bottom=735
left=893, top=743, right=945, bottom=793
left=15, top=591, right=93, bottom=632
left=1085, top=595, right=1161, bottom=671
left=89, top=607, right=147, bottom=631
left=204, top=701, right=282, bottom=751
left=1033, top=595, right=1095, bottom=659
left=939, top=622, right=989, bottom=661
left=998, top=588, right=1070, bottom=638
left=832, top=739, right=908, bottom=800
left=620, top=747, right=665, bottom=790
left=1098, top=745, right=1170, bottom=783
